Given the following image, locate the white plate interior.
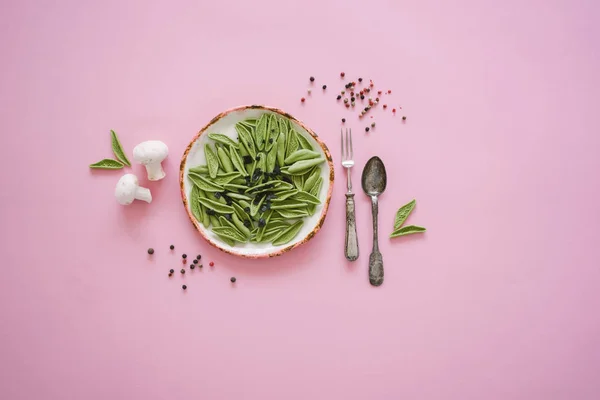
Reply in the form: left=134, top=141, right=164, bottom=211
left=183, top=108, right=332, bottom=257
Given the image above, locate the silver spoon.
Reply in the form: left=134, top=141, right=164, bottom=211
left=361, top=156, right=387, bottom=286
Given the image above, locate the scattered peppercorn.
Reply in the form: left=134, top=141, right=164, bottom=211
left=365, top=127, right=370, bottom=132
left=168, top=273, right=172, bottom=277
left=375, top=98, right=379, bottom=102
left=230, top=277, right=237, bottom=283
left=402, top=116, right=407, bottom=121
left=371, top=122, right=376, bottom=128
left=307, top=89, right=311, bottom=95
left=351, top=97, right=355, bottom=102
left=383, top=104, right=387, bottom=109
left=301, top=97, right=305, bottom=103
left=309, top=76, right=315, bottom=82
left=358, top=78, right=363, bottom=82
left=193, top=259, right=198, bottom=264
left=182, top=285, right=187, bottom=290
left=182, top=259, right=187, bottom=264
left=345, top=104, right=349, bottom=108
left=388, top=90, right=392, bottom=94
left=199, top=264, right=203, bottom=268
left=378, top=90, right=382, bottom=95
left=392, top=108, right=396, bottom=113
left=336, top=95, right=341, bottom=100
left=147, top=248, right=154, bottom=255
left=344, top=98, right=348, bottom=104
left=342, top=118, right=346, bottom=123
left=196, top=255, right=201, bottom=260
left=360, top=95, right=364, bottom=100
left=182, top=254, right=187, bottom=259
left=190, top=264, right=195, bottom=270
left=351, top=102, right=355, bottom=107
left=170, top=269, right=174, bottom=273
left=340, top=72, right=345, bottom=77
left=322, top=85, right=327, bottom=90
left=180, top=269, right=185, bottom=274
left=170, top=245, right=174, bottom=250
left=209, top=262, right=214, bottom=267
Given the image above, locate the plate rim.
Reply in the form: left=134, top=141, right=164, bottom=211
left=179, top=104, right=335, bottom=259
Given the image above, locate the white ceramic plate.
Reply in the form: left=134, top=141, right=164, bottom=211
left=179, top=105, right=334, bottom=258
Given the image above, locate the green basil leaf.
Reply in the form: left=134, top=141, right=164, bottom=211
left=390, top=225, right=426, bottom=238
left=110, top=130, right=131, bottom=166
left=89, top=159, right=124, bottom=169
left=394, top=199, right=416, bottom=230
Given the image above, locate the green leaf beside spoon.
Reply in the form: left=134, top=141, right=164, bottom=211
left=390, top=199, right=426, bottom=238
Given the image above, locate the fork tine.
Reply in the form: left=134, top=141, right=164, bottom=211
left=345, top=128, right=350, bottom=160
left=349, top=128, right=353, bottom=159
left=340, top=128, right=345, bottom=159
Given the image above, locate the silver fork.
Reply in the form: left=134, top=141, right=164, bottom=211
left=341, top=128, right=359, bottom=261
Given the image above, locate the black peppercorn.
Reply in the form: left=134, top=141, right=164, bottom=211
left=230, top=277, right=237, bottom=283
left=360, top=95, right=365, bottom=100
left=309, top=76, right=315, bottom=82
left=196, top=255, right=201, bottom=260
left=322, top=85, right=327, bottom=90
left=190, top=264, right=195, bottom=270
left=269, top=138, right=274, bottom=143
left=169, top=245, right=174, bottom=250
left=402, top=116, right=407, bottom=121
left=365, top=127, right=370, bottom=132
left=358, top=77, right=363, bottom=82
left=181, top=269, right=185, bottom=274
left=337, top=95, right=341, bottom=100
left=351, top=97, right=355, bottom=102
left=170, top=269, right=174, bottom=273
left=182, top=254, right=187, bottom=259
left=193, top=259, right=198, bottom=264
left=342, top=118, right=346, bottom=123
left=147, top=248, right=154, bottom=255
left=182, top=285, right=187, bottom=290
left=168, top=273, right=172, bottom=277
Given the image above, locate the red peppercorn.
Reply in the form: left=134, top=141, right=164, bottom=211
left=392, top=108, right=396, bottom=113
left=345, top=103, right=350, bottom=108
left=301, top=97, right=305, bottom=103
left=209, top=261, right=214, bottom=267
left=388, top=90, right=392, bottom=94
left=340, top=72, right=345, bottom=77
left=378, top=91, right=382, bottom=95
left=383, top=104, right=387, bottom=109
left=182, top=259, right=187, bottom=264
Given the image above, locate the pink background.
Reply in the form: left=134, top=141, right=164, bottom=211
left=1, top=0, right=599, bottom=399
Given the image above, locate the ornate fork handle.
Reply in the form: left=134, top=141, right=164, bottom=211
left=345, top=193, right=359, bottom=261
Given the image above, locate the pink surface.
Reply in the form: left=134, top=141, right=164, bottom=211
left=1, top=0, right=599, bottom=399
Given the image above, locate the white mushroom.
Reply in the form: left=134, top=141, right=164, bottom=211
left=133, top=140, right=168, bottom=181
left=115, top=174, right=152, bottom=205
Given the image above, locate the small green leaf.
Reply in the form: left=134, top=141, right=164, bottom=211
left=272, top=220, right=304, bottom=246
left=198, top=197, right=235, bottom=214
left=308, top=177, right=323, bottom=197
left=394, top=199, right=416, bottom=230
left=208, top=133, right=238, bottom=148
left=89, top=159, right=124, bottom=169
left=110, top=130, right=131, bottom=167
left=188, top=172, right=224, bottom=192
left=204, top=144, right=220, bottom=179
left=217, top=145, right=234, bottom=173
left=190, top=186, right=202, bottom=222
left=229, top=146, right=247, bottom=176
left=296, top=132, right=314, bottom=150
left=287, top=157, right=325, bottom=175
left=213, top=226, right=247, bottom=242
left=390, top=225, right=426, bottom=238
left=255, top=114, right=268, bottom=151
left=285, top=129, right=299, bottom=159
left=290, top=190, right=321, bottom=205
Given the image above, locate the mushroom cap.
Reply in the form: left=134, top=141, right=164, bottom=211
left=115, top=173, right=139, bottom=205
left=133, top=140, right=168, bottom=165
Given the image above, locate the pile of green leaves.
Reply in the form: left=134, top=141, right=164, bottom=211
left=188, top=114, right=325, bottom=246
left=89, top=130, right=131, bottom=169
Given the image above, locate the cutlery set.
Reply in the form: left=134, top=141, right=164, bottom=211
left=341, top=128, right=388, bottom=286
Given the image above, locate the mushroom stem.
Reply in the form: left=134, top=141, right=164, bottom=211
left=145, top=163, right=165, bottom=181
left=135, top=186, right=152, bottom=203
